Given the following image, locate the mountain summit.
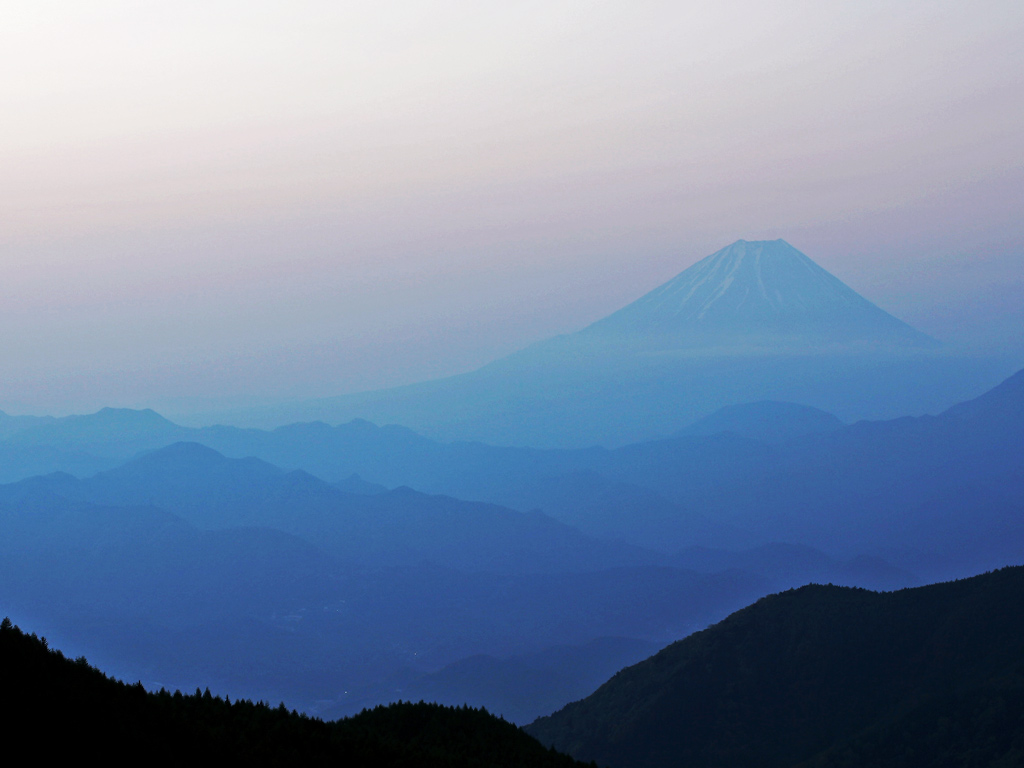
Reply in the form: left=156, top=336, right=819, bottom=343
left=583, top=240, right=933, bottom=348
left=227, top=238, right=1007, bottom=448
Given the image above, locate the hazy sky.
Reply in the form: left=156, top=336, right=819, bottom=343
left=2, top=1, right=1022, bottom=416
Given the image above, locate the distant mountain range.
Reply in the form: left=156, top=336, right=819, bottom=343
left=0, top=439, right=782, bottom=718
left=193, top=367, right=1024, bottom=577
left=1, top=367, right=1022, bottom=576
left=4, top=441, right=659, bottom=574
left=216, top=239, right=1014, bottom=446
left=528, top=566, right=1024, bottom=768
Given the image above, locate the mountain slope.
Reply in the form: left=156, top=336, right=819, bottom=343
left=943, top=365, right=1024, bottom=423
left=0, top=617, right=585, bottom=767
left=527, top=566, right=1024, bottom=768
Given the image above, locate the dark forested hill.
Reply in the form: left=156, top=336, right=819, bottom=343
left=527, top=566, right=1024, bottom=768
left=0, top=617, right=587, bottom=767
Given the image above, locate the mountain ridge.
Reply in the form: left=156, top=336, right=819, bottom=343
left=527, top=566, right=1024, bottom=768
left=0, top=441, right=669, bottom=574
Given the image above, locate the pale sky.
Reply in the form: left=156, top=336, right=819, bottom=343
left=1, top=1, right=1022, bottom=416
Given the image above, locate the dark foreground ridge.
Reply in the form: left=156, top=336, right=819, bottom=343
left=0, top=618, right=588, bottom=768
left=528, top=566, right=1024, bottom=768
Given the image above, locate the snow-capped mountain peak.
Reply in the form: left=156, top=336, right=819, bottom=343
left=583, top=239, right=934, bottom=348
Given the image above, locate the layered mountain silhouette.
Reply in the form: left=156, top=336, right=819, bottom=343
left=1, top=368, right=1022, bottom=575
left=0, top=441, right=778, bottom=715
left=2, top=230, right=1020, bottom=766
left=6, top=407, right=187, bottom=457
left=199, top=368, right=1024, bottom=575
left=0, top=441, right=661, bottom=574
left=223, top=239, right=1009, bottom=446
left=528, top=566, right=1024, bottom=768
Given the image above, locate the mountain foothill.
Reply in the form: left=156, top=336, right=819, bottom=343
left=2, top=239, right=1022, bottom=762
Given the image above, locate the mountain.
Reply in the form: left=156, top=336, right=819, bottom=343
left=283, top=365, right=1021, bottom=575
left=0, top=618, right=585, bottom=767
left=1, top=442, right=662, bottom=574
left=527, top=566, right=1024, bottom=768
left=0, top=242, right=1012, bottom=452
left=676, top=400, right=845, bottom=443
left=6, top=407, right=188, bottom=459
left=314, top=366, right=1023, bottom=578
left=0, top=410, right=53, bottom=439
left=0, top=442, right=110, bottom=484
left=5, top=366, right=1023, bottom=578
left=0, top=492, right=347, bottom=629
left=943, top=365, right=1024, bottom=423
left=0, top=407, right=190, bottom=480
left=7, top=368, right=1023, bottom=576
left=581, top=239, right=935, bottom=348
left=222, top=240, right=1010, bottom=446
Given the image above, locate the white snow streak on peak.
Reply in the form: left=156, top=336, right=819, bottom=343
left=580, top=237, right=927, bottom=344
left=694, top=249, right=744, bottom=320
left=658, top=240, right=780, bottom=319
left=647, top=239, right=864, bottom=319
